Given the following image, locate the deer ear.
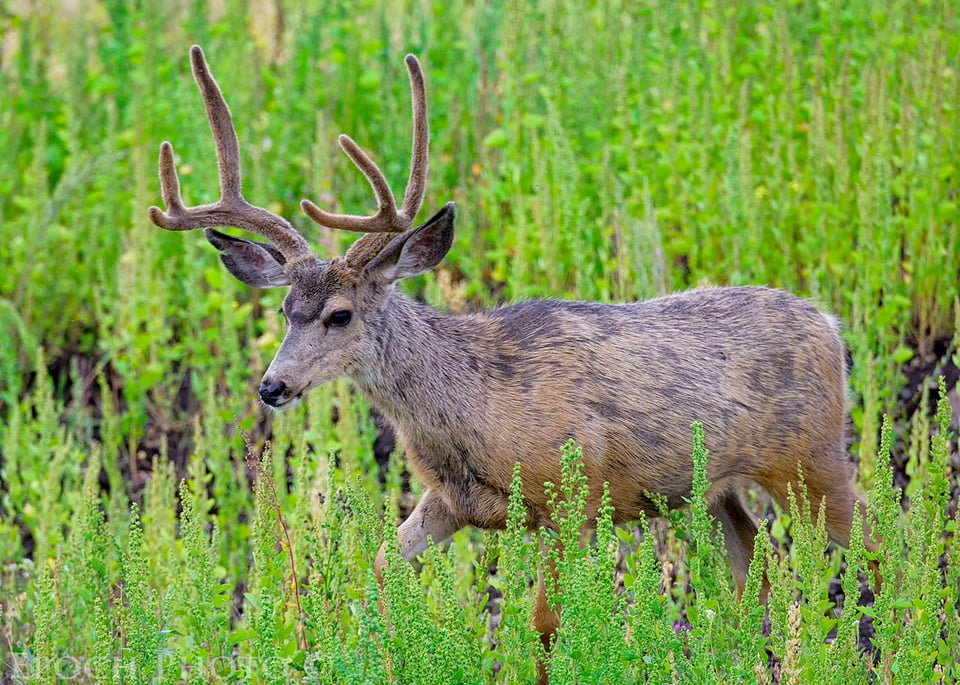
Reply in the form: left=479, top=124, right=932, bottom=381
left=364, top=203, right=455, bottom=285
left=205, top=228, right=291, bottom=288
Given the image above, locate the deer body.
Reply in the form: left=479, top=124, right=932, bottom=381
left=340, top=284, right=855, bottom=561
left=150, top=47, right=869, bottom=676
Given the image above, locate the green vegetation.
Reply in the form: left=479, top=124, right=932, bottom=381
left=1, top=0, right=958, bottom=682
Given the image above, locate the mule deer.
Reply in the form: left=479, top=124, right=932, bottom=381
left=150, top=45, right=871, bottom=661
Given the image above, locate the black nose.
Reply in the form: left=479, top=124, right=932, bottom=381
left=259, top=380, right=287, bottom=406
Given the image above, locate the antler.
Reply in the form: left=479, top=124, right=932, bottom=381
left=300, top=54, right=429, bottom=234
left=148, top=45, right=313, bottom=263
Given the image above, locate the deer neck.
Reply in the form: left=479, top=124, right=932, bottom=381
left=349, top=292, right=481, bottom=436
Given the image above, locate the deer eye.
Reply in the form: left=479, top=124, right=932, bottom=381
left=329, top=310, right=352, bottom=327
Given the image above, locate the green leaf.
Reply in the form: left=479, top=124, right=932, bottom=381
left=230, top=628, right=257, bottom=645
left=521, top=114, right=545, bottom=129
left=483, top=128, right=509, bottom=148
left=892, top=345, right=914, bottom=364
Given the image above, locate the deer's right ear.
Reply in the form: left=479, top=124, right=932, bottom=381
left=364, top=203, right=456, bottom=285
left=205, top=228, right=291, bottom=288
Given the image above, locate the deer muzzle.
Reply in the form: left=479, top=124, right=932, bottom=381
left=259, top=379, right=290, bottom=407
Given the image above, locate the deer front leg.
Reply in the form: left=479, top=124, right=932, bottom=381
left=375, top=487, right=465, bottom=583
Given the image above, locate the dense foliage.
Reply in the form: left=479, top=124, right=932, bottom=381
left=1, top=1, right=958, bottom=682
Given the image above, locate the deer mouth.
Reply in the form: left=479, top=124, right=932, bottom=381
left=270, top=393, right=303, bottom=410
left=261, top=392, right=303, bottom=411
left=258, top=379, right=305, bottom=409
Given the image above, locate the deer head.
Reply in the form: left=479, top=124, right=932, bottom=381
left=149, top=46, right=454, bottom=408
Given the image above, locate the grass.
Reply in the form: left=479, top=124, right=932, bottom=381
left=1, top=0, right=959, bottom=682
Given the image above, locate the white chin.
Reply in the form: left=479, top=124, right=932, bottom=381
left=266, top=394, right=303, bottom=411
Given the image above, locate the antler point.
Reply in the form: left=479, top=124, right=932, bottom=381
left=190, top=45, right=209, bottom=76
left=148, top=206, right=169, bottom=226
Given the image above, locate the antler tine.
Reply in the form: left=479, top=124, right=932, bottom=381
left=301, top=54, right=429, bottom=234
left=400, top=54, right=429, bottom=222
left=148, top=45, right=312, bottom=262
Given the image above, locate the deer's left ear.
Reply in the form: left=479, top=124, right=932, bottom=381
left=205, top=228, right=291, bottom=288
left=364, top=203, right=455, bottom=285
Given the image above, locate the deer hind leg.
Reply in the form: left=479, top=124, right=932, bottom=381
left=709, top=490, right=762, bottom=597
left=765, top=466, right=871, bottom=549
left=803, top=475, right=880, bottom=588
left=762, top=456, right=880, bottom=588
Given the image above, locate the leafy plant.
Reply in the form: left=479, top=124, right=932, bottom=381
left=1, top=1, right=958, bottom=682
